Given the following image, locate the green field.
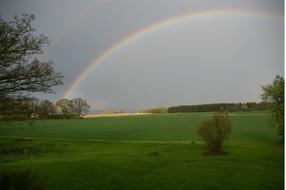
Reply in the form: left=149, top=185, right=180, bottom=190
left=0, top=112, right=283, bottom=190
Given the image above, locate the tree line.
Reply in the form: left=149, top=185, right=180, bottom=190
left=168, top=102, right=271, bottom=113
left=0, top=97, right=91, bottom=120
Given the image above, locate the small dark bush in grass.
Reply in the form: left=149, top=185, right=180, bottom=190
left=197, top=113, right=231, bottom=155
left=148, top=152, right=160, bottom=156
left=0, top=170, right=47, bottom=190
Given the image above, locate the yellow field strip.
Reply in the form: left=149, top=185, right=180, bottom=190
left=83, top=112, right=152, bottom=118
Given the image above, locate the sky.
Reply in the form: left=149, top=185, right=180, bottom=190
left=0, top=0, right=284, bottom=111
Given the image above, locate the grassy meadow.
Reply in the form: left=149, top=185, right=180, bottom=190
left=0, top=112, right=283, bottom=190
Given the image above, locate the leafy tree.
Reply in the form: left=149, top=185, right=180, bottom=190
left=0, top=96, right=36, bottom=121
left=35, top=99, right=56, bottom=118
left=55, top=99, right=74, bottom=116
left=72, top=97, right=90, bottom=115
left=261, top=75, right=284, bottom=139
left=55, top=98, right=90, bottom=117
left=198, top=113, right=231, bottom=154
left=0, top=14, right=63, bottom=119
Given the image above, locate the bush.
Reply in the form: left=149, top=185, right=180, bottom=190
left=197, top=113, right=231, bottom=154
left=0, top=170, right=47, bottom=190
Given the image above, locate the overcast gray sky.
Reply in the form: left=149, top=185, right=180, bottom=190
left=0, top=0, right=284, bottom=111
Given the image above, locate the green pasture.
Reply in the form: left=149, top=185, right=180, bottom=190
left=0, top=112, right=283, bottom=190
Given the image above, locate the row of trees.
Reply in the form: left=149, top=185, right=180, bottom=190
left=8, top=97, right=90, bottom=119
left=168, top=102, right=271, bottom=113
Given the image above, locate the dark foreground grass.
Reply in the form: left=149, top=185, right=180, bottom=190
left=0, top=112, right=283, bottom=190
left=0, top=170, right=47, bottom=190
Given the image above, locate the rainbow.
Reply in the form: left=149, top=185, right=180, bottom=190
left=63, top=9, right=282, bottom=98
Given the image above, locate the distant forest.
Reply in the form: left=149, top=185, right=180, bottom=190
left=168, top=102, right=271, bottom=113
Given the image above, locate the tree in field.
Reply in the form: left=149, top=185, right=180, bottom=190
left=35, top=99, right=56, bottom=118
left=198, top=113, right=231, bottom=154
left=0, top=14, right=63, bottom=119
left=56, top=98, right=90, bottom=117
left=261, top=75, right=284, bottom=139
left=55, top=99, right=74, bottom=116
left=0, top=96, right=36, bottom=120
left=72, top=97, right=90, bottom=115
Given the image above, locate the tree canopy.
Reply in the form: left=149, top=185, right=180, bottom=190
left=0, top=14, right=63, bottom=119
left=56, top=98, right=91, bottom=117
left=0, top=14, right=63, bottom=97
left=261, top=75, right=284, bottom=139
